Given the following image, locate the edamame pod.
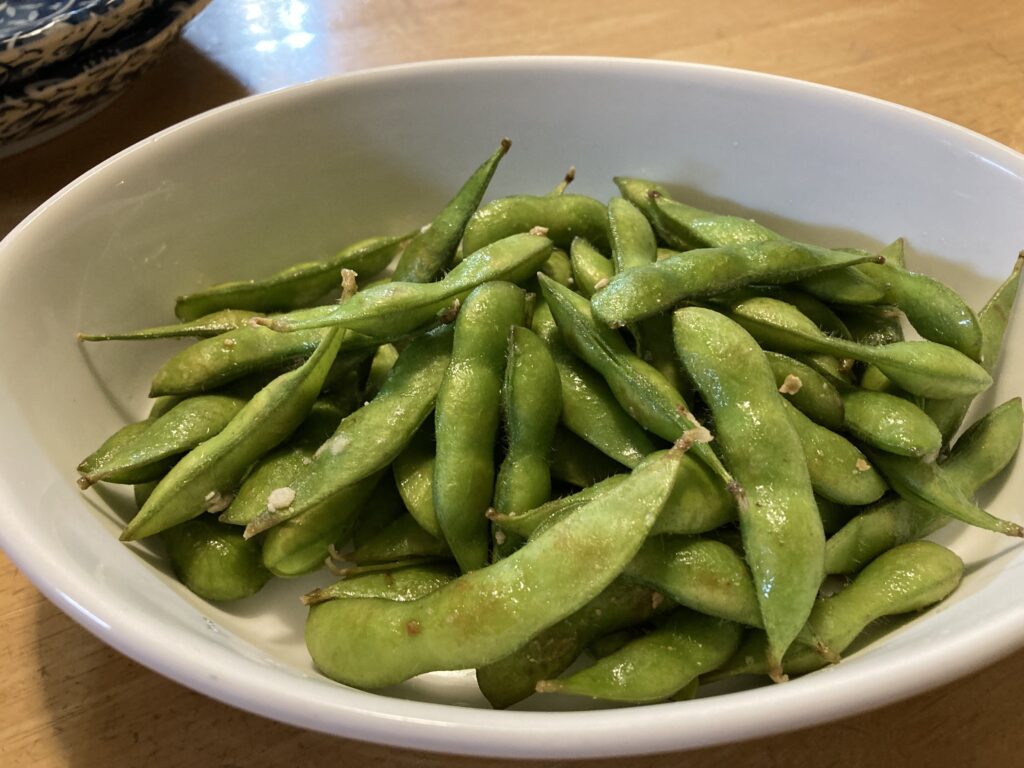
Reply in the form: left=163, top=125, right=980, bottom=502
left=392, top=139, right=511, bottom=283
left=462, top=194, right=610, bottom=254
left=842, top=390, right=942, bottom=458
left=349, top=513, right=450, bottom=564
left=536, top=609, right=742, bottom=703
left=264, top=232, right=552, bottom=335
left=304, top=446, right=688, bottom=690
left=825, top=398, right=1023, bottom=574
left=392, top=425, right=441, bottom=539
left=569, top=237, right=614, bottom=298
left=765, top=351, right=845, bottom=431
left=162, top=517, right=271, bottom=601
left=175, top=233, right=408, bottom=320
left=674, top=307, right=824, bottom=679
left=78, top=309, right=261, bottom=341
left=301, top=563, right=458, bottom=605
left=549, top=428, right=627, bottom=488
left=433, top=282, right=527, bottom=572
left=121, top=326, right=348, bottom=541
left=608, top=197, right=657, bottom=273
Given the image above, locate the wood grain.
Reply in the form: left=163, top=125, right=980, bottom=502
left=3, top=0, right=1024, bottom=764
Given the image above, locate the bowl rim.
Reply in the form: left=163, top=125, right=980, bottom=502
left=2, top=56, right=1024, bottom=759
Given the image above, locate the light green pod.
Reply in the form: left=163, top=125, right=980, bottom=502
left=304, top=448, right=687, bottom=690
left=122, top=327, right=348, bottom=541
left=365, top=343, right=400, bottom=399
left=842, top=390, right=942, bottom=458
left=715, top=541, right=963, bottom=678
left=301, top=563, right=459, bottom=605
left=349, top=472, right=408, bottom=549
left=174, top=233, right=409, bottom=321
left=612, top=177, right=681, bottom=247
left=825, top=398, right=1024, bottom=575
left=434, top=282, right=527, bottom=572
left=461, top=194, right=610, bottom=255
left=674, top=307, right=823, bottom=679
left=757, top=286, right=853, bottom=340
left=349, top=513, right=450, bottom=564
left=245, top=326, right=453, bottom=537
left=539, top=275, right=734, bottom=489
left=392, top=139, right=511, bottom=283
left=265, top=232, right=552, bottom=335
left=838, top=305, right=905, bottom=347
left=78, top=309, right=261, bottom=341
left=550, top=428, right=628, bottom=488
left=539, top=248, right=574, bottom=287
left=569, top=237, right=614, bottom=298
left=476, top=579, right=666, bottom=709
left=765, top=351, right=845, bottom=431
left=493, top=326, right=562, bottom=555
left=727, top=296, right=992, bottom=399
left=162, top=517, right=272, bottom=602
left=392, top=426, right=441, bottom=539
left=926, top=254, right=1022, bottom=444
left=78, top=420, right=167, bottom=487
left=531, top=299, right=658, bottom=468
left=623, top=535, right=761, bottom=627
left=608, top=196, right=657, bottom=273
left=488, top=474, right=628, bottom=540
left=536, top=609, right=742, bottom=703
left=779, top=398, right=887, bottom=506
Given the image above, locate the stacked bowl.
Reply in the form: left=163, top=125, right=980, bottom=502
left=0, top=0, right=211, bottom=154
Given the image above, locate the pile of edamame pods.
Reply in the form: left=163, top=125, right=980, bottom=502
left=77, top=137, right=1024, bottom=707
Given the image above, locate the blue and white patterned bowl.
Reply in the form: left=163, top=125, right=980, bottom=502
left=0, top=0, right=211, bottom=151
left=0, top=0, right=159, bottom=86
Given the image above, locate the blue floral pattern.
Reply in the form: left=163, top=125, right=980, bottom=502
left=0, top=0, right=159, bottom=86
left=0, top=0, right=210, bottom=145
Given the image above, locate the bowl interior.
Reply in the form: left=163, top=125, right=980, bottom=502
left=1, top=58, right=1023, bottom=757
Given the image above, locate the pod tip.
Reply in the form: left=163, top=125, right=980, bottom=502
left=534, top=680, right=562, bottom=694
left=500, top=137, right=512, bottom=153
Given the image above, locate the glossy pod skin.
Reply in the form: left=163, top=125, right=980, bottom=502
left=674, top=307, right=824, bottom=678
left=842, top=390, right=942, bottom=458
left=433, top=282, right=528, bottom=571
left=245, top=326, right=454, bottom=538
left=120, top=326, right=347, bottom=541
left=174, top=233, right=408, bottom=321
left=825, top=398, right=1023, bottom=575
left=304, top=448, right=686, bottom=690
left=162, top=517, right=272, bottom=602
left=391, top=426, right=441, bottom=539
left=475, top=579, right=665, bottom=709
left=392, top=139, right=511, bottom=283
left=549, top=428, right=627, bottom=488
left=608, top=197, right=657, bottom=273
left=714, top=541, right=963, bottom=679
left=926, top=254, right=1022, bottom=444
left=590, top=240, right=879, bottom=327
left=264, top=232, right=552, bottom=335
left=493, top=326, right=562, bottom=555
left=349, top=472, right=407, bottom=549
left=569, top=237, right=614, bottom=298
left=78, top=420, right=173, bottom=487
left=539, top=274, right=734, bottom=489
left=78, top=309, right=260, bottom=341
left=536, top=609, right=742, bottom=703
left=461, top=194, right=610, bottom=255
left=301, top=563, right=459, bottom=605
left=765, top=351, right=845, bottom=431
left=348, top=513, right=450, bottom=564
left=531, top=299, right=658, bottom=468
left=727, top=296, right=992, bottom=399
left=778, top=398, right=887, bottom=506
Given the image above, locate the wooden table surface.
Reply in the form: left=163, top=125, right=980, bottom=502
left=3, top=1, right=1024, bottom=765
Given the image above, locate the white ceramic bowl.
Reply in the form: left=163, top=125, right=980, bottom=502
left=0, top=58, right=1022, bottom=759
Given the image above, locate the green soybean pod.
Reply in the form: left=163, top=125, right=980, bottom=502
left=531, top=299, right=659, bottom=468
left=608, top=197, right=657, bottom=273
left=77, top=420, right=165, bottom=487
left=493, top=326, right=562, bottom=555
left=539, top=274, right=734, bottom=490
left=622, top=535, right=761, bottom=627
left=162, top=517, right=272, bottom=602
left=121, top=326, right=348, bottom=541
left=569, top=237, right=614, bottom=298
left=487, top=474, right=628, bottom=540
left=612, top=177, right=681, bottom=248
left=926, top=254, right=1022, bottom=443
left=392, top=139, right=512, bottom=283
left=673, top=307, right=824, bottom=679
left=245, top=326, right=453, bottom=537
left=304, top=447, right=687, bottom=690
left=765, top=351, right=845, bottom=431
left=714, top=541, right=963, bottom=679
left=538, top=248, right=574, bottom=287
left=549, top=428, right=628, bottom=488
left=301, top=563, right=459, bottom=605
left=174, top=234, right=409, bottom=321
left=392, top=425, right=441, bottom=539
left=434, top=282, right=528, bottom=572
left=842, top=390, right=942, bottom=458
left=536, top=609, right=742, bottom=704
left=348, top=513, right=450, bottom=564
left=365, top=343, right=400, bottom=399
left=476, top=579, right=666, bottom=709
left=779, top=398, right=887, bottom=505
left=838, top=305, right=905, bottom=347
left=78, top=309, right=261, bottom=342
left=462, top=194, right=610, bottom=255
left=825, top=398, right=1023, bottom=575
left=265, top=232, right=552, bottom=336
left=349, top=472, right=408, bottom=549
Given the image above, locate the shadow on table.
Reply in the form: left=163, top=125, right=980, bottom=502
left=0, top=40, right=249, bottom=238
